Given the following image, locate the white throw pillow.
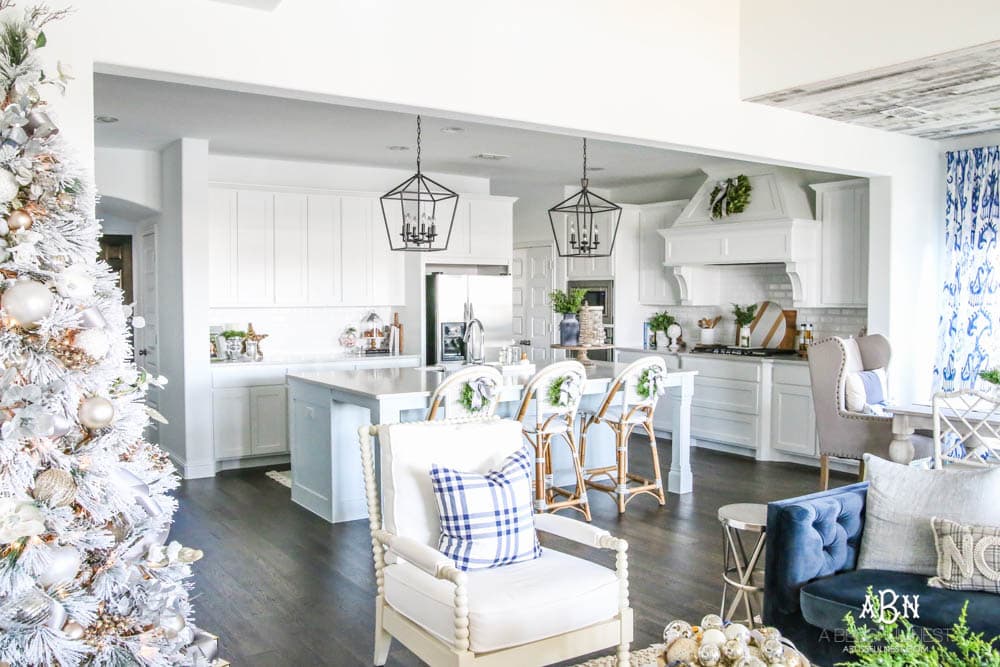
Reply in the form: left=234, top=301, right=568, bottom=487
left=845, top=367, right=888, bottom=412
left=857, top=455, right=1000, bottom=575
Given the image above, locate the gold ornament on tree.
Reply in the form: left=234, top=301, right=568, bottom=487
left=6, top=208, right=33, bottom=232
left=47, top=332, right=98, bottom=370
left=33, top=468, right=76, bottom=507
left=78, top=396, right=115, bottom=430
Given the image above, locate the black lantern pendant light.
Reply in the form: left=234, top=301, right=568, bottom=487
left=548, top=138, right=621, bottom=258
left=380, top=115, right=459, bottom=252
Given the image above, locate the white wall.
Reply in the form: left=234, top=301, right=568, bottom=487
left=740, top=0, right=1000, bottom=98
left=95, top=147, right=162, bottom=212
left=42, top=0, right=943, bottom=405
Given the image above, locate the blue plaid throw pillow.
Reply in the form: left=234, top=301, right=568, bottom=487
left=430, top=448, right=542, bottom=571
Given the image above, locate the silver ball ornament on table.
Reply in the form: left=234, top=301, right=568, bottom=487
left=78, top=396, right=114, bottom=429
left=664, top=619, right=693, bottom=641
left=723, top=638, right=748, bottom=662
left=700, top=613, right=724, bottom=630
left=33, top=468, right=76, bottom=507
left=2, top=280, right=54, bottom=328
left=725, top=622, right=751, bottom=644
left=6, top=208, right=32, bottom=232
left=697, top=641, right=723, bottom=666
left=37, top=545, right=82, bottom=588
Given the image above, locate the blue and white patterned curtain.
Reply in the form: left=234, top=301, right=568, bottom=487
left=934, top=147, right=1000, bottom=391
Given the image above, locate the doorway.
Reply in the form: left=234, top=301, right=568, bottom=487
left=98, top=234, right=134, bottom=304
left=512, top=242, right=556, bottom=363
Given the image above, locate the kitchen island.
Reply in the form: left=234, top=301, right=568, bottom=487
left=286, top=362, right=697, bottom=523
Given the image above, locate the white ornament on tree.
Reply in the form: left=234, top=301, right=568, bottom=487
left=53, top=264, right=95, bottom=301
left=0, top=498, right=46, bottom=542
left=37, top=545, right=82, bottom=588
left=1, top=279, right=53, bottom=328
left=78, top=396, right=115, bottom=429
left=0, top=167, right=19, bottom=203
left=73, top=328, right=110, bottom=359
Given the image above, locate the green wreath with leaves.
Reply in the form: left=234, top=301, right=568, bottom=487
left=636, top=368, right=659, bottom=400
left=458, top=382, right=479, bottom=413
left=709, top=174, right=752, bottom=219
left=548, top=377, right=570, bottom=407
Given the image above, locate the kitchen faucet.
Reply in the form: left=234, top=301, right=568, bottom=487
left=463, top=302, right=486, bottom=365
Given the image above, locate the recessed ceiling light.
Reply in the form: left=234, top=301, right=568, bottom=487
left=472, top=152, right=509, bottom=161
left=94, top=114, right=119, bottom=124
left=387, top=145, right=410, bottom=151
left=587, top=166, right=605, bottom=172
left=441, top=126, right=465, bottom=134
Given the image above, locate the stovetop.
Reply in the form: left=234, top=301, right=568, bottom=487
left=691, top=345, right=799, bottom=358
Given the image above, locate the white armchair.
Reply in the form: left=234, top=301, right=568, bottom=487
left=359, top=418, right=633, bottom=666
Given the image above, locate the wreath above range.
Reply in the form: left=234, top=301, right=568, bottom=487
left=709, top=174, right=752, bottom=219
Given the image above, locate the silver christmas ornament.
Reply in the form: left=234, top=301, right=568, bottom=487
left=725, top=622, right=751, bottom=644
left=37, top=545, right=81, bottom=588
left=33, top=468, right=76, bottom=507
left=159, top=610, right=186, bottom=638
left=700, top=613, right=724, bottom=630
left=50, top=412, right=74, bottom=437
left=62, top=620, right=85, bottom=639
left=762, top=638, right=785, bottom=662
left=2, top=280, right=54, bottom=328
left=723, top=638, right=748, bottom=662
left=0, top=168, right=18, bottom=203
left=663, top=619, right=693, bottom=641
left=26, top=110, right=58, bottom=139
left=698, top=641, right=723, bottom=667
left=78, top=396, right=114, bottom=429
left=78, top=306, right=106, bottom=329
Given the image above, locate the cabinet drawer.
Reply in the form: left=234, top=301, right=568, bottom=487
left=691, top=406, right=758, bottom=449
left=692, top=376, right=759, bottom=415
left=773, top=362, right=811, bottom=387
left=681, top=356, right=760, bottom=382
left=212, top=366, right=288, bottom=388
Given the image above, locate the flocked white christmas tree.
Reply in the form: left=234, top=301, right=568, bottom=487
left=0, top=5, right=215, bottom=665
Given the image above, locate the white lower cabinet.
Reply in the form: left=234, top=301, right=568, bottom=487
left=212, top=385, right=289, bottom=460
left=770, top=362, right=817, bottom=457
left=249, top=385, right=289, bottom=455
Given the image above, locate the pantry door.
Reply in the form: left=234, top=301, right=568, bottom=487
left=513, top=243, right=555, bottom=363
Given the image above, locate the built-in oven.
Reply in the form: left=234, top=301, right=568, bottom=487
left=567, top=279, right=613, bottom=361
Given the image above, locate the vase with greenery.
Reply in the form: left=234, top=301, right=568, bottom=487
left=648, top=311, right=676, bottom=349
left=550, top=288, right=587, bottom=346
left=221, top=329, right=246, bottom=361
left=732, top=303, right=757, bottom=348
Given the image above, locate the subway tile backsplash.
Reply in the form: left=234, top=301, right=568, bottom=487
left=635, top=264, right=867, bottom=345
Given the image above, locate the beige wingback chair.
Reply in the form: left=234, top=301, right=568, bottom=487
left=808, top=334, right=932, bottom=489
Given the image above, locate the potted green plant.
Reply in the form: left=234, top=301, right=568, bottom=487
left=549, top=288, right=587, bottom=346
left=731, top=303, right=757, bottom=348
left=648, top=311, right=676, bottom=349
left=220, top=329, right=246, bottom=361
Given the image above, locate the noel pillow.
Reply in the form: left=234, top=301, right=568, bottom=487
left=429, top=448, right=541, bottom=571
left=845, top=368, right=888, bottom=413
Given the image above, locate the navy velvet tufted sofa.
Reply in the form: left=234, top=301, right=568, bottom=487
left=764, top=482, right=1000, bottom=666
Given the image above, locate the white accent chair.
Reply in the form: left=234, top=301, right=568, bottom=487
left=933, top=389, right=1000, bottom=468
left=515, top=360, right=591, bottom=521
left=426, top=366, right=504, bottom=420
left=580, top=356, right=668, bottom=513
left=360, top=418, right=633, bottom=666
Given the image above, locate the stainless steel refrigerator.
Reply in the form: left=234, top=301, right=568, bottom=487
left=426, top=273, right=513, bottom=365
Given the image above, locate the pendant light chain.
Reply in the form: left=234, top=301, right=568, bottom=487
left=582, top=138, right=587, bottom=182
left=416, top=115, right=422, bottom=173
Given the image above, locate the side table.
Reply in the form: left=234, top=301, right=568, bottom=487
left=718, top=502, right=767, bottom=627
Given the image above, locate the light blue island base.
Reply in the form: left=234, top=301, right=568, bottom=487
left=286, top=363, right=696, bottom=523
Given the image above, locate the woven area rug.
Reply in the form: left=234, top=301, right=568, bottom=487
left=265, top=469, right=292, bottom=489
left=574, top=644, right=663, bottom=666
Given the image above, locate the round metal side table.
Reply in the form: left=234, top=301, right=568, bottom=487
left=718, top=502, right=768, bottom=627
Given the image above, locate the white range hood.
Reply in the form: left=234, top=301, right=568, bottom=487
left=658, top=165, right=822, bottom=306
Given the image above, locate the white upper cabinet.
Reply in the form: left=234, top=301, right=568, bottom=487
left=208, top=188, right=237, bottom=306
left=273, top=193, right=308, bottom=305
left=235, top=189, right=275, bottom=306
left=637, top=200, right=687, bottom=305
left=564, top=211, right=620, bottom=279
left=368, top=198, right=406, bottom=306
left=811, top=179, right=869, bottom=307
left=469, top=198, right=514, bottom=259
left=339, top=195, right=372, bottom=307
left=306, top=194, right=343, bottom=305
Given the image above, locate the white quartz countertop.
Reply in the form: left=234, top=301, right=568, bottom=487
left=615, top=346, right=808, bottom=365
left=210, top=354, right=421, bottom=369
left=287, top=361, right=696, bottom=400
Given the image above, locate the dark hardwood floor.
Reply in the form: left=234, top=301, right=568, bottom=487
left=170, top=440, right=850, bottom=666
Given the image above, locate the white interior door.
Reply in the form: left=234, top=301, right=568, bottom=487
left=136, top=222, right=161, bottom=444
left=512, top=244, right=554, bottom=363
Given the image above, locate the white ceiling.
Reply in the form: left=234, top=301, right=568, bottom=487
left=94, top=74, right=759, bottom=189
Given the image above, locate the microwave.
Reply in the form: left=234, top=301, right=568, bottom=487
left=566, top=279, right=613, bottom=326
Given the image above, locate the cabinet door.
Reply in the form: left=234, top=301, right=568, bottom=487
left=250, top=385, right=288, bottom=455
left=771, top=383, right=817, bottom=456
left=469, top=199, right=513, bottom=259
left=273, top=193, right=308, bottom=304
left=818, top=183, right=869, bottom=306
left=440, top=200, right=472, bottom=258
left=638, top=203, right=684, bottom=305
left=306, top=195, right=343, bottom=305
left=208, top=188, right=237, bottom=306
left=235, top=190, right=275, bottom=305
left=212, top=387, right=252, bottom=459
left=340, top=195, right=371, bottom=306
left=370, top=198, right=406, bottom=305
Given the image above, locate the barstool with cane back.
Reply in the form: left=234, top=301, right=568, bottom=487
left=580, top=356, right=668, bottom=514
left=425, top=365, right=503, bottom=420
left=515, top=360, right=591, bottom=521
